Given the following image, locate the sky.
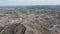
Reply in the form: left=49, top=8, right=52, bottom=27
left=0, top=0, right=60, bottom=6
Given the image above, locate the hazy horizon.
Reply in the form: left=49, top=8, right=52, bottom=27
left=0, top=0, right=60, bottom=6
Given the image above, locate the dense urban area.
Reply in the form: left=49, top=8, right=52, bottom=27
left=0, top=5, right=60, bottom=34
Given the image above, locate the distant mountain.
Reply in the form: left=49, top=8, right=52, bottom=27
left=0, top=5, right=60, bottom=9
left=25, top=5, right=60, bottom=9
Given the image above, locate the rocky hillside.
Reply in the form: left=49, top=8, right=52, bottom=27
left=0, top=11, right=60, bottom=34
left=0, top=9, right=60, bottom=34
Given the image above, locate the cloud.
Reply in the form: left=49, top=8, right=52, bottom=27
left=0, top=0, right=60, bottom=6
